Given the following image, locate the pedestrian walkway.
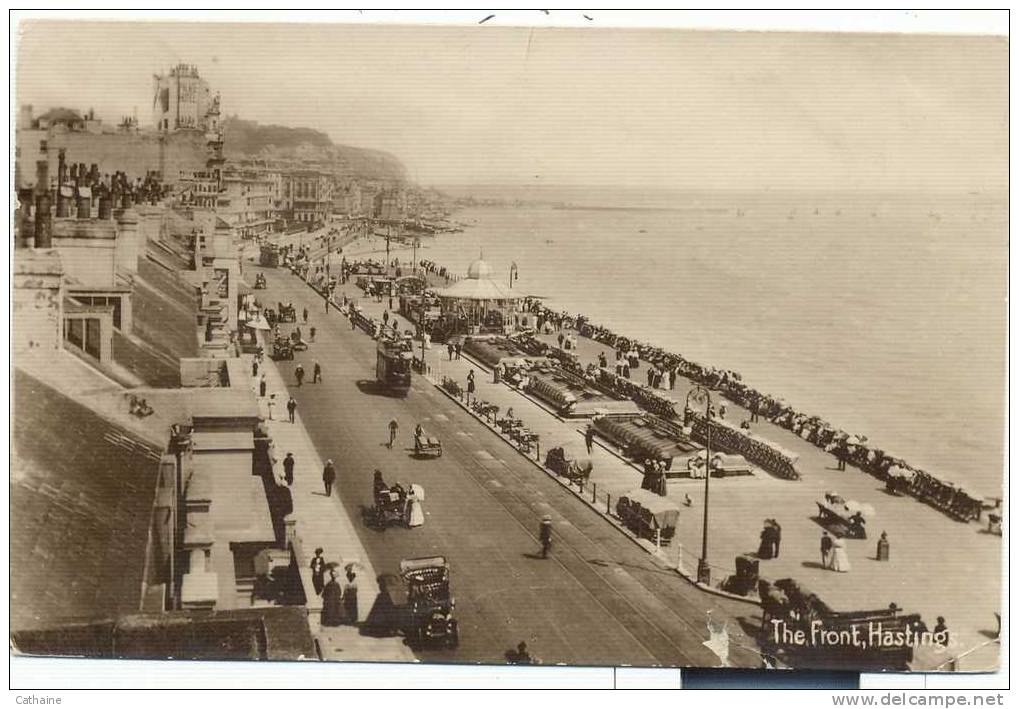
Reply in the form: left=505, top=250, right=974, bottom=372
left=248, top=343, right=415, bottom=663
left=326, top=251, right=1000, bottom=671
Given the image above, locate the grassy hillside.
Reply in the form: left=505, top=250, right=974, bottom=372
left=223, top=116, right=406, bottom=181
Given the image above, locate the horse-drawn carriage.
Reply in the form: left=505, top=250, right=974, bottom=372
left=270, top=337, right=294, bottom=361
left=278, top=304, right=297, bottom=323
left=615, top=489, right=681, bottom=545
left=758, top=578, right=923, bottom=670
left=397, top=556, right=459, bottom=649
left=289, top=330, right=308, bottom=352
left=544, top=444, right=593, bottom=485
left=368, top=480, right=423, bottom=528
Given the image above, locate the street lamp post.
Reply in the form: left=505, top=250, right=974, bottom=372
left=686, top=385, right=713, bottom=585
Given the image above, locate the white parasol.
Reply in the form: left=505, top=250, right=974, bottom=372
left=845, top=500, right=876, bottom=518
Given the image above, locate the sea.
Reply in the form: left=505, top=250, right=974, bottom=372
left=371, top=185, right=1007, bottom=495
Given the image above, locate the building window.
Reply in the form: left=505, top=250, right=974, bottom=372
left=85, top=319, right=101, bottom=359
left=64, top=317, right=102, bottom=359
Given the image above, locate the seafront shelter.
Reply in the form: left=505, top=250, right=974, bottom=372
left=435, top=258, right=522, bottom=334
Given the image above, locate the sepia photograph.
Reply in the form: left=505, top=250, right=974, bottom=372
left=9, top=12, right=1007, bottom=682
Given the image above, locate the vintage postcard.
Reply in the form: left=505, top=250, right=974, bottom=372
left=10, top=15, right=1006, bottom=676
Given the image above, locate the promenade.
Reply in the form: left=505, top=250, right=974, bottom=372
left=251, top=252, right=765, bottom=667
left=249, top=341, right=415, bottom=662
left=331, top=240, right=1001, bottom=672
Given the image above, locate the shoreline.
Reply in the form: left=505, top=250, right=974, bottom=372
left=402, top=247, right=993, bottom=519
left=366, top=224, right=999, bottom=505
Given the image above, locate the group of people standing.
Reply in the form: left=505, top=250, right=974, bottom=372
left=819, top=531, right=851, bottom=572
left=310, top=547, right=360, bottom=627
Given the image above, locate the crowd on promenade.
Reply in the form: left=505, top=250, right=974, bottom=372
left=509, top=296, right=989, bottom=524
left=313, top=251, right=990, bottom=525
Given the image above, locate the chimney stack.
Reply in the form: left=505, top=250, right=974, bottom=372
left=77, top=188, right=92, bottom=219
left=57, top=149, right=67, bottom=184
left=98, top=185, right=113, bottom=220
left=35, top=159, right=49, bottom=196
left=34, top=190, right=52, bottom=248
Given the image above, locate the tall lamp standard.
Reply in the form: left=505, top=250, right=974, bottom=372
left=685, top=385, right=713, bottom=585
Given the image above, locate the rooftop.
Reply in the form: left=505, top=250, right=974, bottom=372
left=12, top=607, right=316, bottom=660
left=12, top=369, right=162, bottom=632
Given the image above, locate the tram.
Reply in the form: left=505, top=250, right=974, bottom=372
left=376, top=335, right=413, bottom=396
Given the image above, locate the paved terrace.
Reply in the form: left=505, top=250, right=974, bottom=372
left=331, top=243, right=1001, bottom=672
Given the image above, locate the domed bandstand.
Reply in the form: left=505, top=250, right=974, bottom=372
left=435, top=258, right=523, bottom=334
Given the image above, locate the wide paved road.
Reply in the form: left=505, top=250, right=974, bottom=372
left=258, top=265, right=761, bottom=667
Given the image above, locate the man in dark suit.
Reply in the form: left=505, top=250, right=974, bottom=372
left=283, top=452, right=296, bottom=487
left=820, top=531, right=833, bottom=569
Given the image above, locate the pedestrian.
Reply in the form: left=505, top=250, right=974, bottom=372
left=584, top=424, right=595, bottom=454
left=668, top=367, right=676, bottom=390
left=557, top=332, right=564, bottom=348
left=343, top=569, right=359, bottom=624
left=287, top=395, right=297, bottom=424
left=598, top=352, right=607, bottom=368
left=313, top=360, right=322, bottom=383
left=295, top=363, right=305, bottom=387
left=351, top=314, right=357, bottom=331
left=405, top=485, right=425, bottom=527
left=382, top=310, right=389, bottom=326
left=876, top=531, right=890, bottom=561
left=321, top=570, right=344, bottom=626
left=757, top=523, right=775, bottom=560
left=933, top=616, right=950, bottom=646
left=820, top=531, right=833, bottom=569
left=310, top=547, right=326, bottom=595
left=447, top=342, right=454, bottom=361
left=252, top=359, right=259, bottom=378
left=507, top=641, right=536, bottom=665
left=830, top=537, right=850, bottom=572
left=539, top=515, right=553, bottom=558
left=455, top=342, right=462, bottom=360
left=322, top=459, right=336, bottom=496
left=718, top=402, right=727, bottom=419
left=771, top=520, right=782, bottom=558
left=750, top=396, right=760, bottom=423
left=388, top=418, right=399, bottom=449
left=259, top=374, right=267, bottom=398
left=466, top=369, right=476, bottom=404
left=267, top=394, right=276, bottom=420
left=283, top=452, right=295, bottom=486
left=303, top=307, right=309, bottom=324
left=310, top=326, right=316, bottom=342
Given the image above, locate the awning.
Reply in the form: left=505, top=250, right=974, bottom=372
left=436, top=277, right=522, bottom=301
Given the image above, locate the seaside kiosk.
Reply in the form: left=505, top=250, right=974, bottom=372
left=435, top=258, right=523, bottom=335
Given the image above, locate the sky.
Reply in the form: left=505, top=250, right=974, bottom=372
left=14, top=20, right=1008, bottom=191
